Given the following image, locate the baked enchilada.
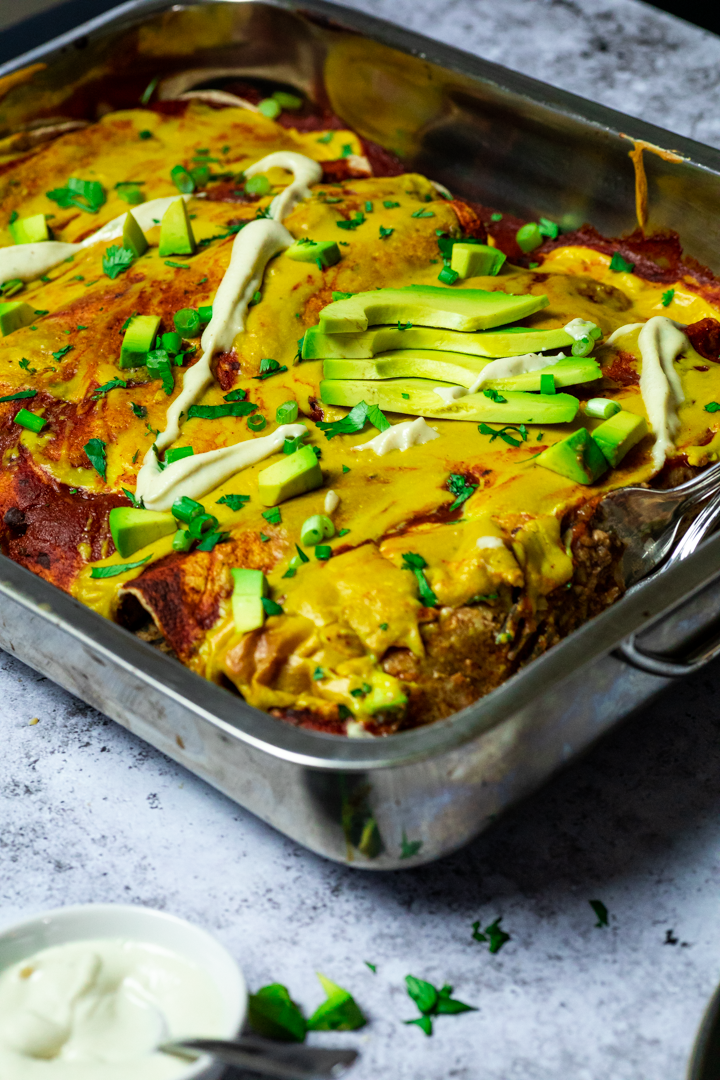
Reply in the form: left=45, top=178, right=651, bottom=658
left=1, top=84, right=719, bottom=736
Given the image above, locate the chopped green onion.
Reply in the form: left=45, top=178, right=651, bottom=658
left=301, top=514, right=335, bottom=546
left=539, top=373, right=555, bottom=395
left=272, top=90, right=303, bottom=110
left=315, top=544, right=332, bottom=560
left=247, top=413, right=267, bottom=431
left=170, top=165, right=194, bottom=194
left=14, top=408, right=45, bottom=433
left=516, top=222, right=543, bottom=253
left=172, top=496, right=205, bottom=524
left=245, top=175, right=272, bottom=196
left=584, top=398, right=621, bottom=419
left=174, top=308, right=201, bottom=336
left=437, top=266, right=459, bottom=285
left=276, top=400, right=299, bottom=424
left=258, top=99, right=281, bottom=119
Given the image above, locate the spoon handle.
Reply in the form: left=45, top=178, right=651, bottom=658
left=161, top=1036, right=359, bottom=1080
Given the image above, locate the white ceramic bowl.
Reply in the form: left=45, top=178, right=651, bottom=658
left=0, top=903, right=247, bottom=1080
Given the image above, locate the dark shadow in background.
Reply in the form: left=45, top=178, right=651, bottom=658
left=0, top=0, right=718, bottom=68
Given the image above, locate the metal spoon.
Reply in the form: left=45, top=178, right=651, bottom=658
left=160, top=1035, right=359, bottom=1079
left=595, top=459, right=720, bottom=585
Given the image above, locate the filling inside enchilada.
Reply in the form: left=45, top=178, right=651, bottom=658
left=1, top=88, right=720, bottom=736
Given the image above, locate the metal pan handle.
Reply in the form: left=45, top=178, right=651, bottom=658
left=617, top=632, right=720, bottom=678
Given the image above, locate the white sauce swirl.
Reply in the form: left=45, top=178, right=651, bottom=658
left=244, top=152, right=323, bottom=222
left=355, top=417, right=439, bottom=456
left=637, top=315, right=688, bottom=470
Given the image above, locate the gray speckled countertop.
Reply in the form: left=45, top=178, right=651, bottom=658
left=3, top=2, right=720, bottom=1078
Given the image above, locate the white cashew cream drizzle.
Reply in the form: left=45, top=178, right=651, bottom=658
left=134, top=152, right=323, bottom=507
left=355, top=417, right=439, bottom=456
left=0, top=195, right=194, bottom=285
left=431, top=352, right=567, bottom=404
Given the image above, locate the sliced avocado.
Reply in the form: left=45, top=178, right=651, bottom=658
left=0, top=301, right=35, bottom=336
left=536, top=428, right=608, bottom=484
left=231, top=567, right=268, bottom=632
left=122, top=211, right=148, bottom=258
left=9, top=214, right=49, bottom=245
left=323, top=352, right=600, bottom=391
left=303, top=323, right=573, bottom=360
left=286, top=238, right=341, bottom=268
left=119, top=314, right=161, bottom=368
left=592, top=410, right=648, bottom=467
left=318, top=286, right=548, bottom=334
left=257, top=444, right=323, bottom=506
left=109, top=506, right=177, bottom=557
left=450, top=242, right=506, bottom=278
left=320, top=378, right=578, bottom=424
left=158, top=198, right=196, bottom=257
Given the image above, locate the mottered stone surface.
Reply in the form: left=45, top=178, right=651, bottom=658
left=3, top=1, right=720, bottom=1077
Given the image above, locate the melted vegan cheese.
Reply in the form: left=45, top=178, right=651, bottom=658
left=1, top=101, right=720, bottom=726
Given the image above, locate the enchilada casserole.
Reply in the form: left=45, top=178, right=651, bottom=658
left=2, top=79, right=720, bottom=736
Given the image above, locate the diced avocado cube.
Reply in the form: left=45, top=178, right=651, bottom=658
left=320, top=378, right=579, bottom=424
left=231, top=567, right=268, bottom=596
left=592, top=410, right=648, bottom=467
left=119, top=314, right=161, bottom=368
left=257, top=444, right=323, bottom=506
left=536, top=428, right=609, bottom=484
left=122, top=211, right=148, bottom=258
left=0, top=301, right=35, bottom=336
left=231, top=568, right=269, bottom=632
left=450, top=242, right=506, bottom=279
left=109, top=506, right=177, bottom=557
left=318, top=285, right=548, bottom=333
left=9, top=214, right=49, bottom=245
left=287, top=239, right=342, bottom=268
left=158, top=198, right=196, bottom=257
left=302, top=323, right=574, bottom=360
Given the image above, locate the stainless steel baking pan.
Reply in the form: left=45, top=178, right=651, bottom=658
left=3, top=0, right=720, bottom=869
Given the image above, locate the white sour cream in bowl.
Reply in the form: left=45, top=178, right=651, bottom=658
left=0, top=904, right=246, bottom=1080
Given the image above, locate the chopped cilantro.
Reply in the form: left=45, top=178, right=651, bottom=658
left=379, top=622, right=389, bottom=631
left=341, top=144, right=353, bottom=158
left=122, top=487, right=143, bottom=507
left=90, top=555, right=150, bottom=578
left=262, top=506, right=281, bottom=525
left=249, top=290, right=262, bottom=306
left=197, top=529, right=228, bottom=551
left=472, top=916, right=510, bottom=952
left=130, top=402, right=147, bottom=418
left=365, top=201, right=373, bottom=213
left=661, top=288, right=675, bottom=307
left=401, top=552, right=438, bottom=607
left=46, top=177, right=105, bottom=214
left=447, top=473, right=477, bottom=510
left=217, top=493, right=250, bottom=510
left=146, top=349, right=174, bottom=395
left=590, top=900, right=609, bottom=927
left=400, top=831, right=423, bottom=859
left=103, top=245, right=134, bottom=279
left=538, top=216, right=559, bottom=239
left=18, top=358, right=37, bottom=374
left=403, top=976, right=476, bottom=1035
left=379, top=226, right=394, bottom=240
left=254, top=357, right=288, bottom=380
left=262, top=597, right=283, bottom=616
left=92, top=377, right=127, bottom=399
left=84, top=437, right=107, bottom=479
left=316, top=132, right=333, bottom=144
left=332, top=291, right=353, bottom=301
left=138, top=129, right=152, bottom=139
left=401, top=393, right=410, bottom=399
left=383, top=200, right=400, bottom=209
left=705, top=402, right=720, bottom=413
left=478, top=421, right=528, bottom=447
left=165, top=446, right=194, bottom=464
left=313, top=666, right=324, bottom=680
left=164, top=260, right=191, bottom=269
left=51, top=344, right=73, bottom=361
left=338, top=704, right=352, bottom=720
left=0, top=388, right=36, bottom=403
left=317, top=400, right=390, bottom=439
left=609, top=251, right=635, bottom=273
left=336, top=212, right=365, bottom=231
left=365, top=962, right=377, bottom=973
left=33, top=310, right=49, bottom=316
left=337, top=528, right=350, bottom=537
left=483, top=387, right=507, bottom=403
left=411, top=209, right=435, bottom=218
left=490, top=212, right=503, bottom=221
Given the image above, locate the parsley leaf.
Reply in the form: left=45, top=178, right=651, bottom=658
left=316, top=400, right=390, bottom=439
left=661, top=288, right=675, bottom=307
left=102, top=245, right=135, bottom=280
left=590, top=899, right=609, bottom=928
left=478, top=422, right=528, bottom=447
left=472, top=916, right=510, bottom=952
left=216, top=493, right=250, bottom=510
left=262, top=506, right=281, bottom=524
left=84, top=437, right=107, bottom=479
left=483, top=387, right=507, bottom=403
left=130, top=402, right=147, bottom=418
left=248, top=984, right=306, bottom=1042
left=90, top=555, right=150, bottom=578
left=46, top=177, right=106, bottom=214
left=307, top=974, right=366, bottom=1032
left=92, top=377, right=127, bottom=399
left=262, top=597, right=283, bottom=616
left=18, top=357, right=36, bottom=374
left=401, top=552, right=438, bottom=607
left=336, top=212, right=365, bottom=231
left=447, top=473, right=477, bottom=510
left=254, top=357, right=288, bottom=380
left=400, top=831, right=423, bottom=859
left=365, top=961, right=377, bottom=973
left=146, top=349, right=174, bottom=395
left=51, top=344, right=73, bottom=362
left=379, top=226, right=394, bottom=240
left=609, top=251, right=635, bottom=274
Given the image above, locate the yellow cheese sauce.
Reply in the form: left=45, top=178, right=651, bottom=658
left=2, top=102, right=720, bottom=728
